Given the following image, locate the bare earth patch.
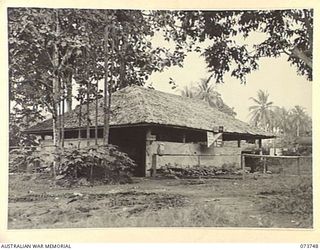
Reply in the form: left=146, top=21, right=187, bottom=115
left=7, top=173, right=312, bottom=228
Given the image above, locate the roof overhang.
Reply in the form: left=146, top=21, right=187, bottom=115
left=24, top=122, right=275, bottom=140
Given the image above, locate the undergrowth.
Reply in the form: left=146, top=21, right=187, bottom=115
left=262, top=176, right=312, bottom=224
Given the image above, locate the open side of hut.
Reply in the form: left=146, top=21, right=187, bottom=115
left=26, top=86, right=274, bottom=176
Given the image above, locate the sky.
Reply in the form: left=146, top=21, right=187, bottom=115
left=146, top=49, right=312, bottom=123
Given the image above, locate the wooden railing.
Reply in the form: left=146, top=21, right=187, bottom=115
left=241, top=153, right=312, bottom=177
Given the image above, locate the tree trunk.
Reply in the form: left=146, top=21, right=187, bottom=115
left=86, top=81, right=90, bottom=147
left=61, top=78, right=65, bottom=148
left=103, top=24, right=110, bottom=145
left=107, top=30, right=115, bottom=142
left=95, top=81, right=98, bottom=145
left=120, top=36, right=126, bottom=88
left=65, top=70, right=73, bottom=112
left=51, top=10, right=61, bottom=180
left=78, top=98, right=82, bottom=149
left=52, top=74, right=60, bottom=180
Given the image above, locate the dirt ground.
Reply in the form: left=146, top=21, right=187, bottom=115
left=7, top=173, right=313, bottom=229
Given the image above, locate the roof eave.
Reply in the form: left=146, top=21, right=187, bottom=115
left=24, top=122, right=276, bottom=139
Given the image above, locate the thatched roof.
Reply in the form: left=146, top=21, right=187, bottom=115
left=27, top=86, right=274, bottom=138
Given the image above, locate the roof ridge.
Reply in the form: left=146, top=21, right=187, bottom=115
left=126, top=86, right=252, bottom=127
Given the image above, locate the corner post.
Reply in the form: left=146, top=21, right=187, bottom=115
left=145, top=128, right=156, bottom=177
left=241, top=154, right=246, bottom=180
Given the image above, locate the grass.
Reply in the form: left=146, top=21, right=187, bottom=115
left=260, top=176, right=313, bottom=226
left=7, top=171, right=313, bottom=229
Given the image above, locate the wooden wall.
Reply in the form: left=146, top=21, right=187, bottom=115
left=145, top=140, right=242, bottom=176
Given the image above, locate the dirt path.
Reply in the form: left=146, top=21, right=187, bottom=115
left=8, top=174, right=312, bottom=228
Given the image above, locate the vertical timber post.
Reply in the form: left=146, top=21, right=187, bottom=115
left=258, top=138, right=263, bottom=173
left=182, top=132, right=186, bottom=143
left=145, top=128, right=154, bottom=177
left=258, top=139, right=262, bottom=152
left=241, top=154, right=246, bottom=180
left=152, top=154, right=158, bottom=178
left=263, top=157, right=266, bottom=174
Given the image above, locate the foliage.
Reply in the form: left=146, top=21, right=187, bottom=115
left=157, top=162, right=240, bottom=179
left=290, top=105, right=311, bottom=137
left=271, top=107, right=292, bottom=135
left=9, top=119, right=38, bottom=147
left=8, top=8, right=187, bottom=112
left=249, top=90, right=274, bottom=130
left=173, top=9, right=313, bottom=83
left=179, top=77, right=236, bottom=117
left=248, top=90, right=311, bottom=138
left=8, top=8, right=189, bottom=160
left=9, top=148, right=51, bottom=173
left=263, top=177, right=312, bottom=219
left=59, top=145, right=135, bottom=184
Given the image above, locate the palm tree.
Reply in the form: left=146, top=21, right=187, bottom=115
left=272, top=106, right=291, bottom=134
left=290, top=105, right=310, bottom=137
left=196, top=75, right=224, bottom=108
left=249, top=90, right=274, bottom=131
left=180, top=85, right=196, bottom=98
left=179, top=75, right=237, bottom=117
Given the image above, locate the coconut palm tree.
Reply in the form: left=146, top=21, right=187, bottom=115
left=180, top=75, right=237, bottom=116
left=196, top=75, right=224, bottom=108
left=180, top=85, right=196, bottom=98
left=249, top=90, right=274, bottom=131
left=290, top=105, right=310, bottom=137
left=272, top=106, right=291, bottom=134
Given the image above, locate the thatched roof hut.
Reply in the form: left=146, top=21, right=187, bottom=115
left=27, top=86, right=275, bottom=176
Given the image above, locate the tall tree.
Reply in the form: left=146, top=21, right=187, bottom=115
left=271, top=106, right=291, bottom=134
left=179, top=76, right=236, bottom=117
left=196, top=76, right=224, bottom=108
left=290, top=105, right=310, bottom=137
left=249, top=90, right=274, bottom=130
left=8, top=8, right=83, bottom=177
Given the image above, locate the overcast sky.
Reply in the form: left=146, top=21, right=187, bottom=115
left=146, top=47, right=312, bottom=123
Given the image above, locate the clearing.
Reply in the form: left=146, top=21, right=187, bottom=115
left=7, top=173, right=312, bottom=228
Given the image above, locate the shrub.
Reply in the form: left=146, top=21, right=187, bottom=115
left=9, top=147, right=51, bottom=173
left=59, top=145, right=136, bottom=184
left=157, top=163, right=240, bottom=178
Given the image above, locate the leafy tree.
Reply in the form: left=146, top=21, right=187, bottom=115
left=8, top=8, right=188, bottom=178
left=8, top=8, right=92, bottom=177
left=249, top=90, right=274, bottom=130
left=172, top=9, right=313, bottom=83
